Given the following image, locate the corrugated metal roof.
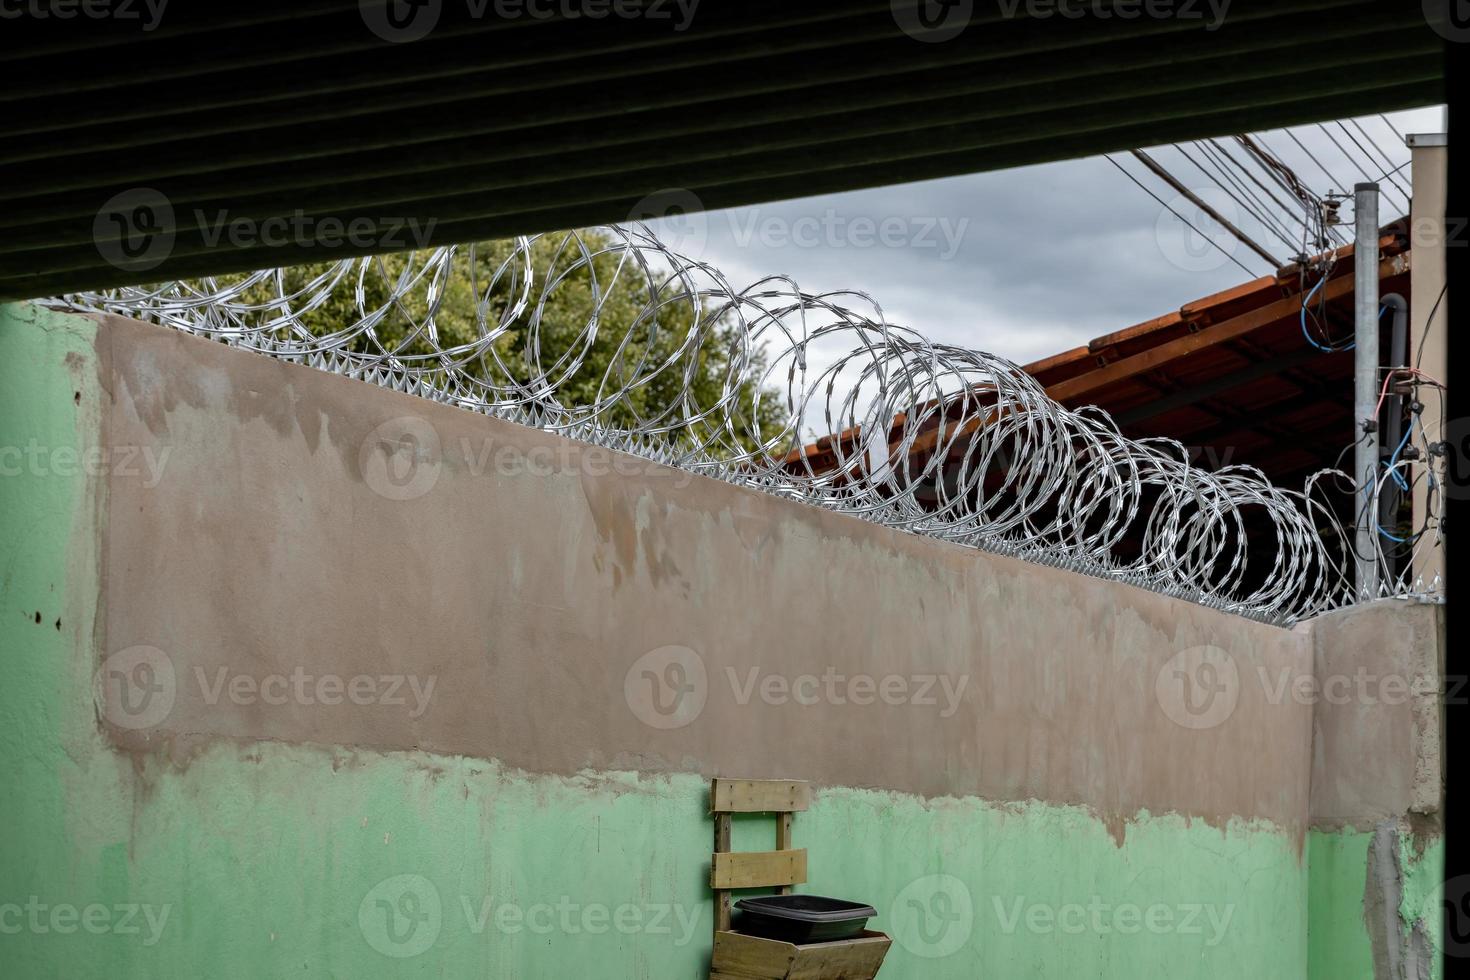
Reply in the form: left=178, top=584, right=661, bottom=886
left=0, top=0, right=1446, bottom=299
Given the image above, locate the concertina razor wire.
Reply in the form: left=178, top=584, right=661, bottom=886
left=58, top=224, right=1444, bottom=625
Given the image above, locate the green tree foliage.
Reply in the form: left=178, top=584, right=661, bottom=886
left=241, top=232, right=790, bottom=457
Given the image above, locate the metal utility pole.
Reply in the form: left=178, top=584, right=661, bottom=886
left=1353, top=182, right=1380, bottom=597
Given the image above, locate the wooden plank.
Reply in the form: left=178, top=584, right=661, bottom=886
left=711, top=778, right=810, bottom=813
left=711, top=931, right=891, bottom=980
left=711, top=930, right=798, bottom=979
left=788, top=932, right=891, bottom=980
left=710, top=849, right=807, bottom=890
left=713, top=813, right=732, bottom=935
left=774, top=813, right=794, bottom=896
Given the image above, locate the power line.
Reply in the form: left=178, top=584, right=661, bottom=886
left=1348, top=118, right=1412, bottom=201
left=1129, top=148, right=1284, bottom=268
left=1170, top=142, right=1293, bottom=250
left=1104, top=154, right=1261, bottom=278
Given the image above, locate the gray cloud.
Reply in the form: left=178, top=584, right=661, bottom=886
left=649, top=107, right=1443, bottom=371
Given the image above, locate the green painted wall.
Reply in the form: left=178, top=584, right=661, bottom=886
left=1398, top=833, right=1446, bottom=976
left=0, top=303, right=1401, bottom=978
left=1306, top=830, right=1376, bottom=980
left=1305, top=828, right=1445, bottom=980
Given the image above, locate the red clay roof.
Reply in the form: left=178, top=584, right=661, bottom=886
left=784, top=231, right=1413, bottom=488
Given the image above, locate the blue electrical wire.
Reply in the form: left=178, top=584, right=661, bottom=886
left=1299, top=272, right=1341, bottom=351
left=1376, top=415, right=1416, bottom=541
left=1299, top=271, right=1387, bottom=353
left=1385, top=414, right=1414, bottom=492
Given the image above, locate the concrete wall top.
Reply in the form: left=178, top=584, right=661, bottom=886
left=1307, top=599, right=1445, bottom=831
left=81, top=311, right=1324, bottom=833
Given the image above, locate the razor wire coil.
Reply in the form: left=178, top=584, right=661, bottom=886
left=58, top=224, right=1443, bottom=625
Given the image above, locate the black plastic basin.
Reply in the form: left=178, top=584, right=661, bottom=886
left=733, top=894, right=876, bottom=944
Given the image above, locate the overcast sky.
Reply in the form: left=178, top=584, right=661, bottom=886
left=648, top=106, right=1445, bottom=369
